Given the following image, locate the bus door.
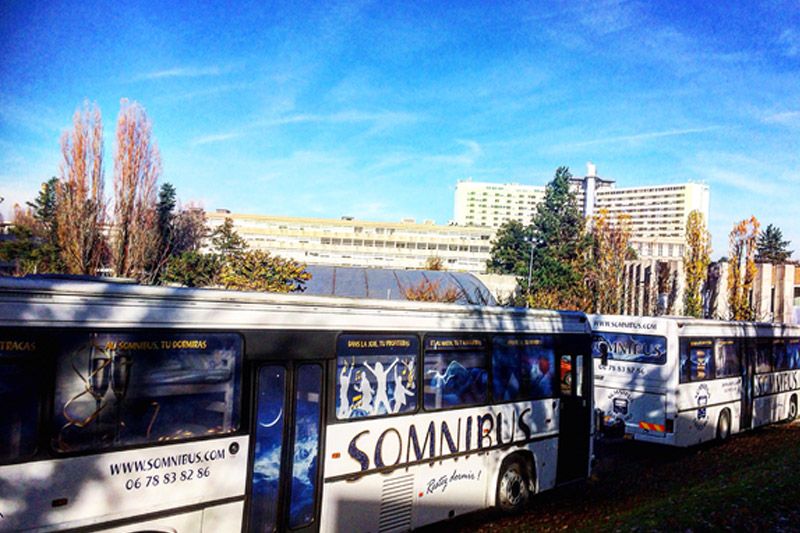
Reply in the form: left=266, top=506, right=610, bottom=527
left=249, top=363, right=324, bottom=533
left=741, top=340, right=755, bottom=430
left=555, top=337, right=592, bottom=484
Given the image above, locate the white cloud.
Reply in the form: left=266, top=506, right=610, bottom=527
left=426, top=140, right=482, bottom=167
left=560, top=126, right=722, bottom=149
left=190, top=132, right=243, bottom=146
left=138, top=65, right=238, bottom=80
left=764, top=111, right=800, bottom=127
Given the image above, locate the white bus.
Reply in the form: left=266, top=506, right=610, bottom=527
left=0, top=276, right=594, bottom=533
left=591, top=314, right=800, bottom=447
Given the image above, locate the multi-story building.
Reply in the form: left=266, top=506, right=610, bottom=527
left=454, top=162, right=709, bottom=262
left=205, top=212, right=495, bottom=274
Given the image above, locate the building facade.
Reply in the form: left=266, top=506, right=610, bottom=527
left=454, top=163, right=709, bottom=263
left=206, top=212, right=494, bottom=274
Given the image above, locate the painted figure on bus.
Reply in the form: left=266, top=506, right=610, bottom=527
left=337, top=358, right=355, bottom=418
left=355, top=370, right=374, bottom=414
left=364, top=358, right=399, bottom=415
left=392, top=365, right=414, bottom=413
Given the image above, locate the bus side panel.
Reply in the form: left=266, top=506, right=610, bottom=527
left=595, top=385, right=667, bottom=441
left=0, top=436, right=248, bottom=532
left=320, top=401, right=558, bottom=532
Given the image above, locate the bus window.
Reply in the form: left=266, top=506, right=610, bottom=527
left=424, top=335, right=488, bottom=410
left=680, top=339, right=714, bottom=382
left=755, top=339, right=773, bottom=374
left=774, top=339, right=790, bottom=371
left=789, top=340, right=800, bottom=370
left=52, top=332, right=242, bottom=452
left=335, top=335, right=418, bottom=419
left=0, top=362, right=40, bottom=460
left=715, top=340, right=741, bottom=378
left=492, top=335, right=556, bottom=402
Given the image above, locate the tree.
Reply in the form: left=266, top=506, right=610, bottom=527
left=756, top=224, right=792, bottom=264
left=728, top=216, right=760, bottom=321
left=171, top=206, right=208, bottom=254
left=683, top=210, right=712, bottom=318
left=487, top=220, right=532, bottom=276
left=111, top=99, right=161, bottom=279
left=27, top=177, right=60, bottom=249
left=56, top=101, right=107, bottom=275
left=402, top=278, right=464, bottom=302
left=589, top=208, right=633, bottom=314
left=527, top=167, right=591, bottom=311
left=423, top=255, right=445, bottom=271
left=162, top=251, right=223, bottom=287
left=211, top=217, right=248, bottom=256
left=219, top=250, right=310, bottom=292
left=0, top=205, right=60, bottom=275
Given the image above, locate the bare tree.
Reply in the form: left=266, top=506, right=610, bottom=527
left=56, top=101, right=106, bottom=275
left=111, top=99, right=162, bottom=279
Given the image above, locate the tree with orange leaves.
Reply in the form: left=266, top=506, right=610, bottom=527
left=111, top=99, right=162, bottom=279
left=56, top=101, right=107, bottom=275
left=589, top=208, right=633, bottom=314
left=683, top=210, right=712, bottom=318
left=727, top=216, right=760, bottom=321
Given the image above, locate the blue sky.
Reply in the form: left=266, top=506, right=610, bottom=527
left=1, top=0, right=798, bottom=259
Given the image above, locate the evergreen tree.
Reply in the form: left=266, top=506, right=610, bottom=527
left=486, top=220, right=533, bottom=276
left=211, top=218, right=248, bottom=256
left=527, top=167, right=590, bottom=310
left=756, top=224, right=792, bottom=263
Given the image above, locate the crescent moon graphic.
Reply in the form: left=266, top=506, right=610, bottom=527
left=259, top=408, right=283, bottom=428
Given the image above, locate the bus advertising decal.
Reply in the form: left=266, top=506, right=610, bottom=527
left=592, top=333, right=667, bottom=365
left=424, top=468, right=483, bottom=496
left=339, top=406, right=544, bottom=481
left=108, top=444, right=233, bottom=492
left=693, top=384, right=710, bottom=430
left=755, top=370, right=799, bottom=397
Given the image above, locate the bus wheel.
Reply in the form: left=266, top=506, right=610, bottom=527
left=789, top=396, right=798, bottom=421
left=716, top=409, right=731, bottom=442
left=496, top=457, right=531, bottom=513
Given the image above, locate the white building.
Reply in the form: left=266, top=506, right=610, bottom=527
left=206, top=212, right=495, bottom=274
left=454, top=163, right=710, bottom=262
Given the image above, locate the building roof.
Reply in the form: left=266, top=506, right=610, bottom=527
left=302, top=266, right=496, bottom=305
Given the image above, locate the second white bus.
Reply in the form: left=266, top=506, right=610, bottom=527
left=591, top=315, right=800, bottom=447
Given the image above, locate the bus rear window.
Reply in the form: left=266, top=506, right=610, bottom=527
left=680, top=339, right=714, bottom=383
left=52, top=333, right=241, bottom=453
left=592, top=333, right=667, bottom=365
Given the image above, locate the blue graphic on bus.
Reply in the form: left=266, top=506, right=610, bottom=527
left=288, top=365, right=321, bottom=529
left=250, top=366, right=285, bottom=532
left=336, top=336, right=418, bottom=419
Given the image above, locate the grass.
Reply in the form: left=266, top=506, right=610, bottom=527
left=446, top=421, right=800, bottom=533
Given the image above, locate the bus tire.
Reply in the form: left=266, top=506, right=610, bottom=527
left=716, top=409, right=731, bottom=442
left=496, top=456, right=531, bottom=513
left=789, top=395, right=798, bottom=421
